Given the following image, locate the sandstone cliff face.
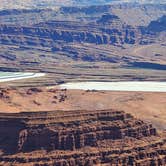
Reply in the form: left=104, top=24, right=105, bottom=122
left=0, top=14, right=164, bottom=55
left=0, top=22, right=140, bottom=47
left=147, top=15, right=166, bottom=33
left=0, top=109, right=166, bottom=165
left=0, top=5, right=165, bottom=75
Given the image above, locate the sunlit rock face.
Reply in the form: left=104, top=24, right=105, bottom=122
left=0, top=109, right=166, bottom=165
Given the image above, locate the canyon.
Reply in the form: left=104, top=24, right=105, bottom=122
left=0, top=1, right=165, bottom=165
left=0, top=4, right=165, bottom=87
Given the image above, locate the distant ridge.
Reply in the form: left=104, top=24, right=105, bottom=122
left=0, top=0, right=166, bottom=10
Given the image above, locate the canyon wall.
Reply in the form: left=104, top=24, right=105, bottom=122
left=0, top=109, right=166, bottom=165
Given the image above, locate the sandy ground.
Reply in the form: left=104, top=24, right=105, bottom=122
left=0, top=87, right=165, bottom=130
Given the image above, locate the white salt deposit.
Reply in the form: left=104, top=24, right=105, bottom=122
left=60, top=81, right=166, bottom=92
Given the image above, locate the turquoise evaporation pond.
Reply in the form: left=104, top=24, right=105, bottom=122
left=0, top=72, right=45, bottom=83
left=0, top=72, right=23, bottom=77
left=0, top=72, right=33, bottom=79
left=0, top=72, right=46, bottom=83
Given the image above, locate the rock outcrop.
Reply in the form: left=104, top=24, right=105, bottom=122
left=0, top=13, right=164, bottom=60
left=147, top=15, right=166, bottom=32
left=0, top=4, right=165, bottom=83
left=0, top=21, right=140, bottom=46
left=0, top=109, right=166, bottom=165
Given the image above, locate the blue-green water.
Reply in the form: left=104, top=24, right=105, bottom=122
left=0, top=72, right=25, bottom=77
left=0, top=72, right=45, bottom=82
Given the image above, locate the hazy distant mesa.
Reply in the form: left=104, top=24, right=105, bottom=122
left=0, top=0, right=166, bottom=10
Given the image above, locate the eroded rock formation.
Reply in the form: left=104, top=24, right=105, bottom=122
left=0, top=109, right=165, bottom=165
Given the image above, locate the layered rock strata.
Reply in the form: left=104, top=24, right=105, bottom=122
left=0, top=109, right=165, bottom=165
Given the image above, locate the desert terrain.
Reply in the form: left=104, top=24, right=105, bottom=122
left=0, top=1, right=165, bottom=165
left=0, top=87, right=165, bottom=130
left=0, top=86, right=166, bottom=165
